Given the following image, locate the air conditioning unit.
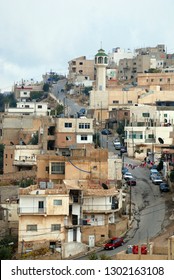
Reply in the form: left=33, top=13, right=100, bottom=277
left=39, top=182, right=46, bottom=189
left=47, top=182, right=54, bottom=189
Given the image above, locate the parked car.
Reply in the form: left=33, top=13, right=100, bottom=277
left=123, top=172, right=133, bottom=180
left=127, top=178, right=136, bottom=186
left=101, top=129, right=112, bottom=135
left=122, top=167, right=129, bottom=175
left=150, top=165, right=158, bottom=170
left=120, top=146, right=127, bottom=153
left=152, top=176, right=163, bottom=185
left=79, top=108, right=86, bottom=115
left=150, top=172, right=160, bottom=180
left=159, top=182, right=170, bottom=192
left=150, top=169, right=159, bottom=179
left=132, top=245, right=147, bottom=255
left=104, top=237, right=124, bottom=250
left=114, top=142, right=121, bottom=150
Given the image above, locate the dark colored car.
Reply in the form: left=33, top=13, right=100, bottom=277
left=122, top=167, right=129, bottom=175
left=101, top=129, right=112, bottom=135
left=104, top=237, right=124, bottom=250
left=127, top=178, right=136, bottom=186
left=79, top=108, right=86, bottom=114
left=120, top=146, right=127, bottom=153
left=159, top=182, right=169, bottom=192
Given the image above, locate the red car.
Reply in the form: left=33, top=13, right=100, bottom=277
left=127, top=178, right=136, bottom=186
left=104, top=237, right=124, bottom=250
left=132, top=245, right=147, bottom=254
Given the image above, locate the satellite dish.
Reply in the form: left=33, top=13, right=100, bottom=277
left=158, top=137, right=164, bottom=144
left=102, top=183, right=108, bottom=189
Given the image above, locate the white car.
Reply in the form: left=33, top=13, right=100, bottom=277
left=123, top=172, right=133, bottom=180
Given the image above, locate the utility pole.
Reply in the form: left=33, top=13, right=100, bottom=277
left=129, top=185, right=132, bottom=220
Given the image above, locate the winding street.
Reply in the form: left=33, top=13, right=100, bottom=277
left=51, top=80, right=168, bottom=259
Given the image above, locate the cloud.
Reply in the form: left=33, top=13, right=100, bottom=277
left=0, top=0, right=174, bottom=89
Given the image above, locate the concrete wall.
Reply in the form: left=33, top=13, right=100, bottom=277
left=109, top=217, right=129, bottom=237
left=62, top=242, right=87, bottom=259
left=81, top=225, right=108, bottom=244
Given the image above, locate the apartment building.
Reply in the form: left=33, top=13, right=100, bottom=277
left=17, top=147, right=125, bottom=257
left=3, top=145, right=41, bottom=174
left=5, top=101, right=50, bottom=116
left=14, top=83, right=43, bottom=100
left=137, top=72, right=174, bottom=90
left=68, top=56, right=94, bottom=83
left=18, top=183, right=85, bottom=258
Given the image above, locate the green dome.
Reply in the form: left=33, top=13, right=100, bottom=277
left=95, top=48, right=108, bottom=57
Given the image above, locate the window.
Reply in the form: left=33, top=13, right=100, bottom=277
left=160, top=78, right=163, bottom=82
left=79, top=62, right=83, bottom=65
left=38, top=105, right=42, bottom=109
left=53, top=199, right=62, bottom=206
left=113, top=100, right=119, bottom=104
left=128, top=100, right=132, bottom=104
left=51, top=224, right=61, bottom=231
left=151, top=79, right=154, bottom=82
left=65, top=123, right=72, bottom=128
left=66, top=136, right=71, bottom=141
left=27, top=225, right=37, bottom=231
left=142, top=113, right=150, bottom=117
left=25, top=105, right=30, bottom=108
left=81, top=135, right=87, bottom=141
left=124, top=112, right=128, bottom=116
left=51, top=162, right=65, bottom=174
left=79, top=123, right=90, bottom=129
left=45, top=166, right=49, bottom=172
left=23, top=92, right=27, bottom=95
left=148, top=134, right=154, bottom=139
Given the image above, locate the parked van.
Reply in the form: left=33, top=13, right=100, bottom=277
left=114, top=142, right=121, bottom=150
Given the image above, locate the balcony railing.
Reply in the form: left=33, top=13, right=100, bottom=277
left=145, top=138, right=156, bottom=143
left=18, top=207, right=46, bottom=215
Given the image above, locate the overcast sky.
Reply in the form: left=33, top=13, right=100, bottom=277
left=0, top=0, right=174, bottom=91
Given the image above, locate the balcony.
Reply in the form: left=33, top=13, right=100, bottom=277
left=64, top=217, right=82, bottom=228
left=18, top=207, right=46, bottom=215
left=145, top=138, right=156, bottom=143
left=83, top=204, right=118, bottom=213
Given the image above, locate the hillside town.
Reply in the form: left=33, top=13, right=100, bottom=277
left=0, top=44, right=174, bottom=260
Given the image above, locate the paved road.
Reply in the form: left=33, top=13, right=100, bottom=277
left=78, top=158, right=167, bottom=259
left=50, top=86, right=167, bottom=259
left=51, top=80, right=84, bottom=116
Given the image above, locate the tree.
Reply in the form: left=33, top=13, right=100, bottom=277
left=157, top=160, right=163, bottom=172
left=28, top=132, right=38, bottom=145
left=43, top=83, right=50, bottom=92
left=0, top=247, right=12, bottom=259
left=93, top=133, right=100, bottom=148
left=82, top=86, right=92, bottom=96
left=169, top=170, right=174, bottom=182
left=30, top=91, right=44, bottom=100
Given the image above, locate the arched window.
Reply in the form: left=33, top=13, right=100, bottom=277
left=98, top=57, right=103, bottom=64
left=104, top=57, right=108, bottom=64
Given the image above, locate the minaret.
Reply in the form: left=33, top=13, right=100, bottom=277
left=95, top=48, right=108, bottom=91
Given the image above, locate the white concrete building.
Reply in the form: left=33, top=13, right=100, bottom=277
left=108, top=47, right=134, bottom=66
left=5, top=101, right=50, bottom=116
